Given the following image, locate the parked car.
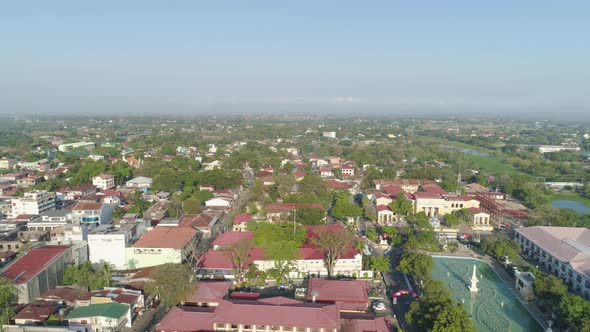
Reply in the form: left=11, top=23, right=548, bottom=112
left=372, top=301, right=387, bottom=312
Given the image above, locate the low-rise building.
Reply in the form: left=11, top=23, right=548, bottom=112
left=126, top=225, right=199, bottom=269
left=66, top=302, right=130, bottom=331
left=88, top=224, right=142, bottom=270
left=307, top=279, right=369, bottom=312
left=58, top=141, right=95, bottom=152
left=0, top=245, right=76, bottom=304
left=10, top=190, right=56, bottom=219
left=71, top=202, right=114, bottom=226
left=469, top=207, right=492, bottom=231
left=125, top=176, right=152, bottom=189
left=157, top=297, right=341, bottom=332
left=515, top=271, right=535, bottom=301
left=92, top=174, right=116, bottom=190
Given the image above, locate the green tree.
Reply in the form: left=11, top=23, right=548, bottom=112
left=226, top=239, right=254, bottom=282
left=481, top=235, right=521, bottom=262
left=331, top=192, right=362, bottom=220
left=397, top=252, right=434, bottom=282
left=558, top=294, right=590, bottom=330
left=407, top=280, right=475, bottom=332
left=444, top=213, right=461, bottom=227
left=389, top=192, right=413, bottom=216
left=362, top=197, right=377, bottom=221
left=112, top=206, right=126, bottom=220
left=311, top=227, right=355, bottom=278
left=182, top=197, right=203, bottom=214
left=0, top=277, right=15, bottom=325
left=144, top=263, right=196, bottom=308
left=369, top=255, right=391, bottom=274
left=533, top=273, right=568, bottom=309
left=295, top=206, right=325, bottom=225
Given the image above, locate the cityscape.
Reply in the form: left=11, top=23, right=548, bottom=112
left=1, top=2, right=589, bottom=332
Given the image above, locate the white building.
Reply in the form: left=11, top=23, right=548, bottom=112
left=58, top=141, right=95, bottom=152
left=71, top=202, right=115, bottom=226
left=538, top=144, right=581, bottom=154
left=92, top=174, right=116, bottom=190
left=125, top=176, right=152, bottom=189
left=323, top=131, right=337, bottom=139
left=10, top=190, right=56, bottom=219
left=515, top=226, right=590, bottom=300
left=125, top=225, right=198, bottom=269
left=0, top=158, right=16, bottom=170
left=88, top=225, right=140, bottom=270
left=341, top=165, right=354, bottom=177
left=205, top=197, right=232, bottom=209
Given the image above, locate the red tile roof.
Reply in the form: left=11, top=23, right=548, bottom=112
left=469, top=207, right=485, bottom=214
left=413, top=192, right=443, bottom=199
left=180, top=214, right=214, bottom=229
left=198, top=250, right=237, bottom=269
left=72, top=202, right=103, bottom=211
left=382, top=185, right=403, bottom=195
left=133, top=226, right=197, bottom=249
left=186, top=281, right=232, bottom=304
left=324, top=180, right=352, bottom=190
left=307, top=279, right=369, bottom=311
left=342, top=316, right=390, bottom=332
left=1, top=245, right=70, bottom=284
left=156, top=306, right=216, bottom=332
left=421, top=184, right=448, bottom=195
left=376, top=205, right=392, bottom=212
left=212, top=231, right=254, bottom=247
left=233, top=214, right=253, bottom=225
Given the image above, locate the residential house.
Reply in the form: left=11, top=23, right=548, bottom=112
left=66, top=302, right=130, bottom=331
left=341, top=164, right=354, bottom=177
left=13, top=301, right=60, bottom=325
left=92, top=174, right=116, bottom=190
left=71, top=202, right=114, bottom=226
left=17, top=176, right=44, bottom=188
left=232, top=214, right=252, bottom=232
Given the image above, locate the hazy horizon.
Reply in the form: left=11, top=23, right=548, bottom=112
left=1, top=1, right=589, bottom=116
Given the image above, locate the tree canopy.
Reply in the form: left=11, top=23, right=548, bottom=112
left=145, top=263, right=196, bottom=308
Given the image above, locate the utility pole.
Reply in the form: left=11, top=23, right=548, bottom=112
left=293, top=208, right=297, bottom=234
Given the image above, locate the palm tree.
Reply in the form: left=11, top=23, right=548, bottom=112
left=99, top=262, right=113, bottom=287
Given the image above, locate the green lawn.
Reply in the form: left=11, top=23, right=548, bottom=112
left=545, top=191, right=590, bottom=208
left=462, top=154, right=523, bottom=175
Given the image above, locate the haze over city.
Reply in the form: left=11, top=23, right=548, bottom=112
left=1, top=1, right=589, bottom=116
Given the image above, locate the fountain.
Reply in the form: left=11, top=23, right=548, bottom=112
left=469, top=264, right=479, bottom=293
left=432, top=256, right=542, bottom=332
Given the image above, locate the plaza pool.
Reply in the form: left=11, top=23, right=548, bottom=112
left=431, top=256, right=542, bottom=332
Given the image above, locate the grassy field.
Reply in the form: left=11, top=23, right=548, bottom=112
left=421, top=136, right=524, bottom=175
left=546, top=191, right=590, bottom=208
left=462, top=154, right=523, bottom=175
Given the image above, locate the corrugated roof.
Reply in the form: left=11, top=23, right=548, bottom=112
left=133, top=226, right=197, bottom=249
left=66, top=302, right=129, bottom=320
left=1, top=245, right=70, bottom=284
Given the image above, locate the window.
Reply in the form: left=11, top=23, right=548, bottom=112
left=243, top=325, right=252, bottom=331
left=230, top=324, right=238, bottom=330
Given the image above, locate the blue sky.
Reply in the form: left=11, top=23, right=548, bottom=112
left=1, top=1, right=589, bottom=115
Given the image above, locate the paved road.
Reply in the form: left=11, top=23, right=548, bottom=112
left=383, top=246, right=416, bottom=332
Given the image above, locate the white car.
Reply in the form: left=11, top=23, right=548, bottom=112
left=372, top=301, right=387, bottom=312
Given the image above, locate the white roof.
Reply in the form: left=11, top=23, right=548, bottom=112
left=125, top=176, right=152, bottom=185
